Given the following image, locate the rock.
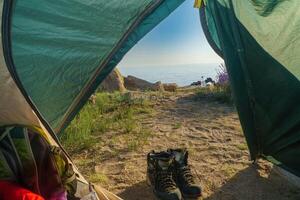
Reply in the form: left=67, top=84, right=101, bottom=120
left=191, top=81, right=202, bottom=86
left=205, top=77, right=216, bottom=85
left=163, top=83, right=178, bottom=92
left=99, top=68, right=126, bottom=92
left=124, top=75, right=163, bottom=91
left=153, top=81, right=164, bottom=91
left=89, top=94, right=96, bottom=104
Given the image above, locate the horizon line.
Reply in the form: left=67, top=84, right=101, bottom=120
left=118, top=62, right=224, bottom=68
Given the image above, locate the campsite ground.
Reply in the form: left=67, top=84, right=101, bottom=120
left=62, top=88, right=300, bottom=200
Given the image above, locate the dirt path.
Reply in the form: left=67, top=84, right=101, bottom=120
left=72, top=91, right=300, bottom=200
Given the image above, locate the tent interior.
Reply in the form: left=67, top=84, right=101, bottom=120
left=0, top=0, right=300, bottom=199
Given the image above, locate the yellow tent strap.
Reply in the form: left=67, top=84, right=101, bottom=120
left=194, top=0, right=202, bottom=8
left=27, top=125, right=51, bottom=143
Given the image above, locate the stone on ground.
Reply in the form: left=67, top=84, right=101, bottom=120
left=99, top=68, right=126, bottom=92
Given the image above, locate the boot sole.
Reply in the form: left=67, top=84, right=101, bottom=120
left=183, top=197, right=203, bottom=200
left=183, top=195, right=203, bottom=200
left=147, top=174, right=183, bottom=200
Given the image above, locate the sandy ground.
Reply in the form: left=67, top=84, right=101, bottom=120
left=72, top=91, right=300, bottom=200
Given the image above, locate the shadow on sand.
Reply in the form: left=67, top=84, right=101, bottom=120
left=117, top=180, right=156, bottom=200
left=117, top=164, right=300, bottom=200
left=205, top=164, right=300, bottom=200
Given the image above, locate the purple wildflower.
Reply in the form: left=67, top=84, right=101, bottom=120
left=216, top=63, right=229, bottom=86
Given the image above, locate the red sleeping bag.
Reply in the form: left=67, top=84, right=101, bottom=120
left=0, top=181, right=44, bottom=200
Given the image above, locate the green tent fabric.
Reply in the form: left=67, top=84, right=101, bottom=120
left=200, top=0, right=300, bottom=176
left=10, top=0, right=185, bottom=133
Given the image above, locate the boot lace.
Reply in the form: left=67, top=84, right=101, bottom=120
left=178, top=165, right=194, bottom=186
left=156, top=169, right=177, bottom=191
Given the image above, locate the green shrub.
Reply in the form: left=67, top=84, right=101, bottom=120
left=195, top=84, right=233, bottom=104
left=59, top=92, right=153, bottom=153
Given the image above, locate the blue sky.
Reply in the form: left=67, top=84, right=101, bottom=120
left=119, top=0, right=223, bottom=67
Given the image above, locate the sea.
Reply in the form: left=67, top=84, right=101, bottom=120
left=118, top=63, right=220, bottom=87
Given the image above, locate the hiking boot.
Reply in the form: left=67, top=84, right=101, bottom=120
left=147, top=151, right=182, bottom=200
left=168, top=148, right=202, bottom=200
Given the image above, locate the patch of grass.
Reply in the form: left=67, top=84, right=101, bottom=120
left=127, top=140, right=139, bottom=151
left=88, top=173, right=108, bottom=184
left=110, top=149, right=120, bottom=157
left=194, top=85, right=233, bottom=104
left=221, top=164, right=236, bottom=177
left=58, top=103, right=98, bottom=151
left=206, top=180, right=218, bottom=191
left=236, top=143, right=248, bottom=151
left=74, top=157, right=92, bottom=167
left=60, top=92, right=154, bottom=153
left=173, top=122, right=182, bottom=129
left=126, top=129, right=152, bottom=151
left=188, top=148, right=197, bottom=157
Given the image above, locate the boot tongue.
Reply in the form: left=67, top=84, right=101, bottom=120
left=158, top=158, right=173, bottom=170
left=173, top=149, right=187, bottom=167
